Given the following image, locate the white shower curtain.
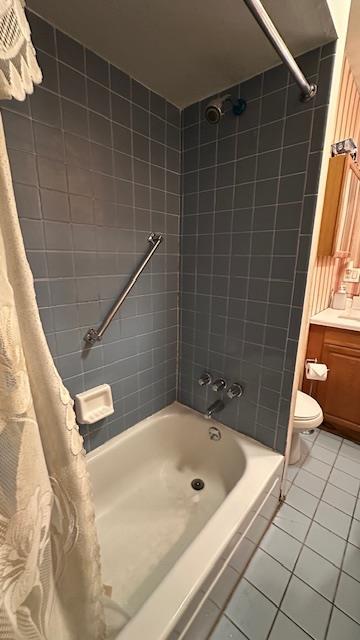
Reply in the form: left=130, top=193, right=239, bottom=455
left=0, top=3, right=106, bottom=635
left=0, top=111, right=106, bottom=638
left=0, top=3, right=112, bottom=638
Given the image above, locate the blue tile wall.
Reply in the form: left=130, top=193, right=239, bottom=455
left=3, top=9, right=335, bottom=455
left=179, top=45, right=335, bottom=452
left=2, top=11, right=180, bottom=451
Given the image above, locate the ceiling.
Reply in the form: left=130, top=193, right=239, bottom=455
left=27, top=0, right=336, bottom=108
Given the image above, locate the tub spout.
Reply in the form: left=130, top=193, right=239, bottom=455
left=204, top=399, right=225, bottom=419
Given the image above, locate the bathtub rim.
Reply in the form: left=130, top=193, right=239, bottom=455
left=87, top=400, right=278, bottom=465
left=87, top=402, right=284, bottom=640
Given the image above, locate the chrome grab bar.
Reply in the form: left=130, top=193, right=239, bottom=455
left=243, top=0, right=317, bottom=102
left=84, top=233, right=163, bottom=344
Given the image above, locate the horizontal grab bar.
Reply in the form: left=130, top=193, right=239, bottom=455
left=84, top=233, right=163, bottom=345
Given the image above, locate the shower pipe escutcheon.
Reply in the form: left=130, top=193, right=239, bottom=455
left=84, top=233, right=163, bottom=345
left=227, top=383, right=244, bottom=399
left=243, top=0, right=317, bottom=102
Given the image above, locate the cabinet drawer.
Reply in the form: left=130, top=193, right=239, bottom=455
left=324, top=327, right=360, bottom=350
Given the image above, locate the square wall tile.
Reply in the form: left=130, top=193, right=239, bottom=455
left=3, top=110, right=34, bottom=152
left=56, top=30, right=84, bottom=71
left=30, top=88, right=61, bottom=127
left=28, top=12, right=55, bottom=56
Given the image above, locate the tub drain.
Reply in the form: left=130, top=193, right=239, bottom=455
left=191, top=478, right=205, bottom=491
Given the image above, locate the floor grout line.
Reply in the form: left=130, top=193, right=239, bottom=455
left=183, top=427, right=360, bottom=640
left=262, top=429, right=355, bottom=639
left=327, top=460, right=360, bottom=635
left=291, top=474, right=357, bottom=516
left=253, top=429, right=359, bottom=638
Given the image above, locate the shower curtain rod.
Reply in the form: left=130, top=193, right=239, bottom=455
left=243, top=0, right=317, bottom=101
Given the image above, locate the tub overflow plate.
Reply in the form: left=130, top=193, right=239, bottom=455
left=191, top=478, right=205, bottom=491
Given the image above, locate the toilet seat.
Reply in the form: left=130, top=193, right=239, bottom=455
left=294, top=390, right=322, bottom=422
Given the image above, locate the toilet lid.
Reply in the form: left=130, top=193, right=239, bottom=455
left=295, top=390, right=322, bottom=421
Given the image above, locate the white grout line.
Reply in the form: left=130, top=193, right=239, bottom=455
left=199, top=429, right=360, bottom=640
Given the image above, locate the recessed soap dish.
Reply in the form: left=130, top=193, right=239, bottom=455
left=75, top=384, right=114, bottom=424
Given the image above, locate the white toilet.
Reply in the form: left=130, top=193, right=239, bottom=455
left=289, top=390, right=323, bottom=464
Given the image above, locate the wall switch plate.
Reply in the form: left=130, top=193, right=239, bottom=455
left=331, top=137, right=357, bottom=160
left=343, top=267, right=360, bottom=283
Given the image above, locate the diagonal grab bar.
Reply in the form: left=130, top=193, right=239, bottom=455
left=84, top=233, right=163, bottom=345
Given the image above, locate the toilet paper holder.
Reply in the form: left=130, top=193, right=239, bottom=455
left=305, top=357, right=327, bottom=366
left=305, top=358, right=329, bottom=381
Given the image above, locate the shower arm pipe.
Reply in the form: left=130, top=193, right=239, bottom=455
left=243, top=0, right=317, bottom=101
left=84, top=233, right=163, bottom=345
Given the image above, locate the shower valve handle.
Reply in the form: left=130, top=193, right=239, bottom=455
left=212, top=378, right=227, bottom=392
left=198, top=372, right=212, bottom=387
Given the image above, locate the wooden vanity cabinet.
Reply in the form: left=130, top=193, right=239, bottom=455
left=303, top=325, right=360, bottom=441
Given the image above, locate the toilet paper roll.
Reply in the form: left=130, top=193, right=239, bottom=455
left=306, top=362, right=328, bottom=381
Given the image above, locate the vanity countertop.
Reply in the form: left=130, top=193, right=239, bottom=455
left=310, top=307, right=360, bottom=332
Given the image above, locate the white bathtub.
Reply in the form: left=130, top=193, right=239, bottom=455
left=87, top=402, right=284, bottom=640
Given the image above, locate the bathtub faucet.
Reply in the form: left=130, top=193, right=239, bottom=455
left=204, top=399, right=225, bottom=419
